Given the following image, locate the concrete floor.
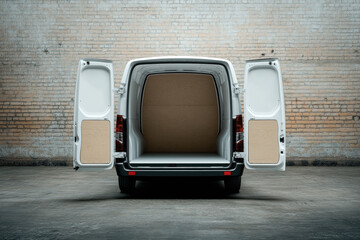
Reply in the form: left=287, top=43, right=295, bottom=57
left=0, top=167, right=359, bottom=240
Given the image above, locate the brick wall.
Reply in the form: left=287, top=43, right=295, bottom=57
left=0, top=0, right=359, bottom=165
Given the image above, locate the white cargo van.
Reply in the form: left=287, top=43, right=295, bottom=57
left=73, top=57, right=286, bottom=193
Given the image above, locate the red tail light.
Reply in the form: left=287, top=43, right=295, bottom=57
left=234, top=115, right=244, bottom=152
left=116, top=115, right=126, bottom=152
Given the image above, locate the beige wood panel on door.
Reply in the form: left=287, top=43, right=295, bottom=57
left=248, top=120, right=279, bottom=164
left=142, top=73, right=219, bottom=153
left=80, top=120, right=111, bottom=164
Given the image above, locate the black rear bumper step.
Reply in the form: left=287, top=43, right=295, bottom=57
left=115, top=162, right=244, bottom=177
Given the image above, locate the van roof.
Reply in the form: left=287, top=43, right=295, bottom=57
left=126, top=56, right=231, bottom=65
left=120, top=56, right=240, bottom=86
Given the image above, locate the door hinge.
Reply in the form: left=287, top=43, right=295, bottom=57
left=234, top=85, right=245, bottom=95
left=233, top=152, right=246, bottom=159
left=114, top=84, right=126, bottom=95
left=113, top=152, right=126, bottom=158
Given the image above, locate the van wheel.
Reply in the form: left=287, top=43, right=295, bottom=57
left=118, top=176, right=136, bottom=194
left=224, top=176, right=241, bottom=193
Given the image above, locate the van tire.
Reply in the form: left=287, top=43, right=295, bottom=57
left=118, top=176, right=135, bottom=194
left=224, top=176, right=241, bottom=193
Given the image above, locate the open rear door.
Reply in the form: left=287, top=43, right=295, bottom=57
left=73, top=59, right=114, bottom=170
left=244, top=58, right=286, bottom=171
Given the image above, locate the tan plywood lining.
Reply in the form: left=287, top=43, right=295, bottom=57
left=142, top=73, right=219, bottom=153
left=248, top=120, right=279, bottom=164
left=80, top=120, right=111, bottom=164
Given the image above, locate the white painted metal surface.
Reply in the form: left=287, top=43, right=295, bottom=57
left=73, top=59, right=115, bottom=170
left=244, top=59, right=286, bottom=171
left=130, top=153, right=229, bottom=165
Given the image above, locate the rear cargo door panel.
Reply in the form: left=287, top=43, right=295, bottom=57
left=73, top=59, right=114, bottom=169
left=244, top=59, right=286, bottom=170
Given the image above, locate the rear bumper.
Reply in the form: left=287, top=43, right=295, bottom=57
left=115, top=160, right=244, bottom=177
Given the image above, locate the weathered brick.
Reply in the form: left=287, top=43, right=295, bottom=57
left=0, top=0, right=359, bottom=163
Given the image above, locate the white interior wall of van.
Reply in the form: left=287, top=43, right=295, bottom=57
left=127, top=63, right=231, bottom=165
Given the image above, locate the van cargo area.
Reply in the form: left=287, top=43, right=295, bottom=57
left=126, top=64, right=232, bottom=166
